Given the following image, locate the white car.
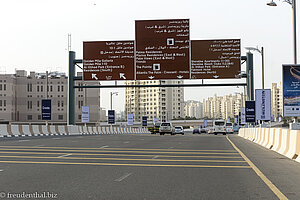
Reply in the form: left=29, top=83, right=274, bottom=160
left=226, top=122, right=234, bottom=134
left=174, top=126, right=184, bottom=135
left=159, top=122, right=174, bottom=135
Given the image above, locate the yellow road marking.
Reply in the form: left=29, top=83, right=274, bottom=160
left=226, top=136, right=288, bottom=200
left=0, top=148, right=239, bottom=155
left=0, top=151, right=243, bottom=159
left=0, top=155, right=247, bottom=163
left=0, top=160, right=251, bottom=169
left=0, top=145, right=237, bottom=152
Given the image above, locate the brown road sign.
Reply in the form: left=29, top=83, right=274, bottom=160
left=83, top=41, right=134, bottom=81
left=135, top=19, right=190, bottom=80
left=191, top=39, right=241, bottom=79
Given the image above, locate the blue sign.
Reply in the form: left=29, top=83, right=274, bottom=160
left=42, top=99, right=51, bottom=120
left=204, top=120, right=207, bottom=127
left=142, top=116, right=148, bottom=126
left=245, top=101, right=255, bottom=123
left=108, top=110, right=115, bottom=124
left=283, top=65, right=300, bottom=116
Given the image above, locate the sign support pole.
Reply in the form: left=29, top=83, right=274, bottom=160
left=68, top=51, right=76, bottom=125
left=246, top=52, right=254, bottom=101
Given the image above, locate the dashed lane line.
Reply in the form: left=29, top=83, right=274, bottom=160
left=226, top=136, right=288, bottom=200
left=0, top=160, right=252, bottom=169
left=114, top=173, right=132, bottom=182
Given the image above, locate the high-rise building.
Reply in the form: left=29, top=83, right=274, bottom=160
left=125, top=80, right=184, bottom=122
left=271, top=82, right=283, bottom=120
left=0, top=70, right=105, bottom=123
left=203, top=93, right=244, bottom=120
left=184, top=100, right=203, bottom=119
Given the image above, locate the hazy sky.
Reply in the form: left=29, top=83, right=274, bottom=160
left=0, top=0, right=298, bottom=112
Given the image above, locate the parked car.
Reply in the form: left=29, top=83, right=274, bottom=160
left=193, top=128, right=200, bottom=134
left=159, top=122, right=174, bottom=135
left=174, top=126, right=184, bottom=135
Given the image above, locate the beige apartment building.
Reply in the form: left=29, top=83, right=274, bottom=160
left=0, top=70, right=104, bottom=123
left=203, top=93, right=244, bottom=120
left=184, top=100, right=203, bottom=119
left=271, top=82, right=283, bottom=120
left=125, top=80, right=184, bottom=122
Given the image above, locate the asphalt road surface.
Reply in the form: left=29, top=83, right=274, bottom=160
left=0, top=133, right=299, bottom=200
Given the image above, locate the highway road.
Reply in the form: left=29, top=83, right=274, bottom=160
left=0, top=133, right=299, bottom=200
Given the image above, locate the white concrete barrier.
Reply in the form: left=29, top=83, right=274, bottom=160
left=278, top=129, right=291, bottom=156
left=273, top=129, right=283, bottom=152
left=266, top=128, right=276, bottom=149
left=10, top=125, right=21, bottom=136
left=262, top=128, right=271, bottom=147
left=41, top=125, right=49, bottom=136
left=0, top=125, right=10, bottom=137
left=68, top=125, right=79, bottom=135
left=58, top=125, right=68, bottom=135
left=285, top=130, right=300, bottom=159
left=88, top=126, right=94, bottom=134
left=21, top=125, right=32, bottom=136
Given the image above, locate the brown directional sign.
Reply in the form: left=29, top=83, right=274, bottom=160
left=83, top=41, right=134, bottom=81
left=135, top=19, right=190, bottom=80
left=191, top=39, right=241, bottom=79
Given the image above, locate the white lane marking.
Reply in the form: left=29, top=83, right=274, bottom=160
left=100, top=146, right=109, bottom=148
left=77, top=136, right=83, bottom=138
left=18, top=140, right=30, bottom=142
left=0, top=170, right=3, bottom=172
left=124, top=141, right=130, bottom=144
left=57, top=154, right=72, bottom=158
left=52, top=138, right=61, bottom=140
left=152, top=155, right=159, bottom=159
left=169, top=147, right=174, bottom=149
left=114, top=173, right=132, bottom=182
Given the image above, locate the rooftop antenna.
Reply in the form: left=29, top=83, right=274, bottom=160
left=68, top=34, right=72, bottom=52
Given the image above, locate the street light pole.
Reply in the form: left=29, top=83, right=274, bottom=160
left=110, top=92, right=118, bottom=110
left=267, top=0, right=297, bottom=64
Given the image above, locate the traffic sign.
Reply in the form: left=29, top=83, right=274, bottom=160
left=191, top=39, right=241, bottom=79
left=108, top=110, right=115, bottom=124
left=83, top=41, right=134, bottom=81
left=142, top=116, right=148, bottom=126
left=135, top=19, right=190, bottom=80
left=81, top=106, right=90, bottom=123
left=41, top=99, right=51, bottom=120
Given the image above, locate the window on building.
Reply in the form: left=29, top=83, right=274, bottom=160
left=3, top=100, right=6, bottom=107
left=0, top=100, right=2, bottom=106
left=41, top=85, right=43, bottom=92
left=78, top=115, right=81, bottom=120
left=58, top=101, right=60, bottom=107
left=61, top=101, right=64, bottom=107
left=58, top=115, right=63, bottom=120
left=50, top=85, right=53, bottom=92
left=38, top=115, right=41, bottom=120
left=3, top=84, right=6, bottom=91
left=58, top=85, right=60, bottom=92
left=27, top=115, right=32, bottom=120
left=37, top=85, right=39, bottom=92
left=61, top=85, right=64, bottom=92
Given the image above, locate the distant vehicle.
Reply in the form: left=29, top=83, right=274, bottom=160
left=149, top=123, right=161, bottom=134
left=193, top=128, right=200, bottom=134
left=174, top=126, right=184, bottom=135
left=200, top=127, right=207, bottom=134
left=159, top=122, right=174, bottom=135
left=233, top=125, right=239, bottom=133
left=226, top=122, right=234, bottom=134
left=213, top=120, right=226, bottom=135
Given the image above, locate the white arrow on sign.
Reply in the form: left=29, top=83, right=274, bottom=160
left=120, top=73, right=126, bottom=79
left=92, top=74, right=98, bottom=80
left=213, top=75, right=219, bottom=79
left=148, top=76, right=155, bottom=79
left=177, top=75, right=183, bottom=79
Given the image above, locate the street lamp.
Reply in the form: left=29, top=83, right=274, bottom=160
left=267, top=0, right=297, bottom=64
left=110, top=92, right=118, bottom=110
left=245, top=47, right=265, bottom=89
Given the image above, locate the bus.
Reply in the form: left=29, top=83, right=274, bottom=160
left=213, top=120, right=226, bottom=135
